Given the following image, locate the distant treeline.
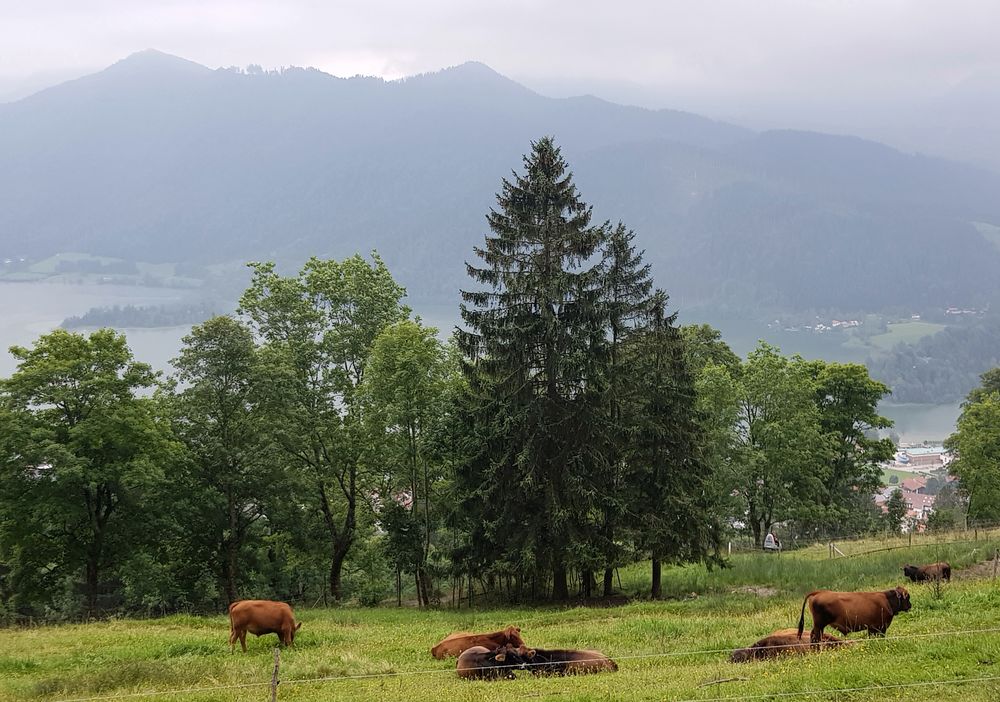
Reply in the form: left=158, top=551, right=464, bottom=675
left=62, top=303, right=218, bottom=329
left=869, top=314, right=1000, bottom=404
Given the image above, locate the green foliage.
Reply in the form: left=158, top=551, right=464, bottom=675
left=239, top=254, right=409, bottom=601
left=946, top=378, right=1000, bottom=522
left=885, top=489, right=908, bottom=534
left=0, top=329, right=172, bottom=616
left=868, top=315, right=1000, bottom=404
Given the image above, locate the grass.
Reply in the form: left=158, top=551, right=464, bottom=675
left=867, top=321, right=946, bottom=351
left=2, top=536, right=1000, bottom=701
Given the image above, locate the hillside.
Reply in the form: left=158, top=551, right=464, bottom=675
left=2, top=50, right=1000, bottom=314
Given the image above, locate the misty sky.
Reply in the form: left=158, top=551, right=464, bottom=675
left=3, top=0, right=1000, bottom=128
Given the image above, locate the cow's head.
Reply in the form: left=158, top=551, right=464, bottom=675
left=902, top=565, right=918, bottom=580
left=888, top=586, right=912, bottom=613
left=512, top=645, right=537, bottom=669
left=503, top=625, right=525, bottom=647
left=292, top=621, right=302, bottom=642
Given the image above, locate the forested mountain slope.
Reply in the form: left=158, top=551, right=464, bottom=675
left=2, top=50, right=999, bottom=313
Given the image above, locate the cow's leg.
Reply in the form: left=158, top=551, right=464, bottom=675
left=810, top=626, right=823, bottom=645
left=239, top=630, right=248, bottom=652
left=229, top=628, right=237, bottom=653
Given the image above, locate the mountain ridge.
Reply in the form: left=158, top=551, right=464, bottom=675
left=1, top=52, right=998, bottom=315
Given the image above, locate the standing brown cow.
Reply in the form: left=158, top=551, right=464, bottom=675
left=431, top=626, right=525, bottom=659
left=797, top=587, right=911, bottom=643
left=228, top=600, right=301, bottom=652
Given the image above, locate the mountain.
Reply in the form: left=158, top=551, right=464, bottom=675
left=2, top=50, right=999, bottom=315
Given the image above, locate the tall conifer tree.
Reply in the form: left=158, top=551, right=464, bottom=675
left=458, top=137, right=607, bottom=600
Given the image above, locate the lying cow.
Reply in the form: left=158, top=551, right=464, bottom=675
left=730, top=628, right=851, bottom=662
left=456, top=645, right=521, bottom=680
left=228, top=599, right=301, bottom=652
left=431, top=626, right=524, bottom=659
left=797, top=587, right=911, bottom=643
left=903, top=562, right=951, bottom=583
left=514, top=646, right=618, bottom=675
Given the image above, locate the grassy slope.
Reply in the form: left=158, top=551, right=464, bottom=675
left=2, top=538, right=1000, bottom=702
left=867, top=322, right=946, bottom=351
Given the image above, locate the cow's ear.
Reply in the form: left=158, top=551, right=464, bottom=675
left=296, top=622, right=302, bottom=630
left=495, top=652, right=506, bottom=662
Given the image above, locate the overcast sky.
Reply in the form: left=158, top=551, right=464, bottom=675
left=3, top=0, right=999, bottom=126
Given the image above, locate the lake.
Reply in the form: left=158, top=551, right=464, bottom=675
left=0, top=281, right=194, bottom=377
left=0, top=282, right=963, bottom=442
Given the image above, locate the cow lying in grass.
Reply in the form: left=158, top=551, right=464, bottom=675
left=514, top=646, right=618, bottom=675
left=730, top=628, right=851, bottom=662
left=903, top=562, right=951, bottom=583
left=456, top=645, right=522, bottom=680
left=432, top=626, right=525, bottom=659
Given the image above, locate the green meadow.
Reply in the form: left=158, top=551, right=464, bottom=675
left=2, top=535, right=999, bottom=702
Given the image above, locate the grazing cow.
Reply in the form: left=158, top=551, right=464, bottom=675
left=431, top=626, right=525, bottom=659
left=730, top=628, right=851, bottom=662
left=514, top=647, right=618, bottom=675
left=797, top=587, right=911, bottom=643
left=456, top=645, right=522, bottom=680
left=228, top=600, right=301, bottom=652
left=903, top=562, right=951, bottom=583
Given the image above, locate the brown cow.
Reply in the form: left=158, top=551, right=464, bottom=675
left=730, top=628, right=851, bottom=662
left=431, top=626, right=525, bottom=659
left=456, top=645, right=521, bottom=680
left=228, top=600, right=301, bottom=652
left=903, top=562, right=951, bottom=583
left=797, top=587, right=911, bottom=643
left=514, top=647, right=618, bottom=675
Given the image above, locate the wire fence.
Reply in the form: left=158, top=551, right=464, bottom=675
left=44, top=625, right=1000, bottom=702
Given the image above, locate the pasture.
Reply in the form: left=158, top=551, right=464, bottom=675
left=2, top=537, right=999, bottom=702
left=866, top=321, right=946, bottom=350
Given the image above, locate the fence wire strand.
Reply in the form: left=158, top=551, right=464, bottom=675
left=46, top=624, right=1000, bottom=701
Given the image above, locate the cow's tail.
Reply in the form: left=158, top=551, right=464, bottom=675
left=797, top=591, right=819, bottom=639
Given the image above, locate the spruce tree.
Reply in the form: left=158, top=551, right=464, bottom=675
left=630, top=291, right=721, bottom=598
left=596, top=223, right=653, bottom=596
left=458, top=137, right=608, bottom=600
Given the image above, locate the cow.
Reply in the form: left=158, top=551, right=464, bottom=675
left=456, top=645, right=522, bottom=680
left=797, top=587, right=911, bottom=644
left=431, top=626, right=525, bottom=659
left=228, top=600, right=301, bottom=652
left=903, top=562, right=951, bottom=583
left=730, top=628, right=851, bottom=662
left=513, top=646, right=618, bottom=675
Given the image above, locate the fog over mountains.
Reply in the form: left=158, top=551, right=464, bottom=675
left=3, top=50, right=999, bottom=315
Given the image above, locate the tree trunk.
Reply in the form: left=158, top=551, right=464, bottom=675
left=553, top=565, right=569, bottom=600
left=651, top=558, right=662, bottom=599
left=224, top=490, right=239, bottom=604
left=85, top=548, right=100, bottom=618
left=330, top=543, right=349, bottom=601
left=603, top=568, right=614, bottom=597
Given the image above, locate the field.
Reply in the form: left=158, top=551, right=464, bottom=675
left=866, top=321, right=946, bottom=351
left=2, top=536, right=999, bottom=702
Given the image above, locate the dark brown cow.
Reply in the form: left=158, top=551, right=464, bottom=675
left=903, top=562, right=951, bottom=583
left=228, top=600, right=301, bottom=652
left=730, top=628, right=851, bottom=662
left=431, top=626, right=525, bottom=659
left=797, top=587, right=911, bottom=643
left=456, top=645, right=521, bottom=680
left=514, top=647, right=618, bottom=675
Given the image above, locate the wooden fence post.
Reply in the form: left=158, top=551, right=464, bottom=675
left=270, top=647, right=280, bottom=702
left=993, top=549, right=999, bottom=581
